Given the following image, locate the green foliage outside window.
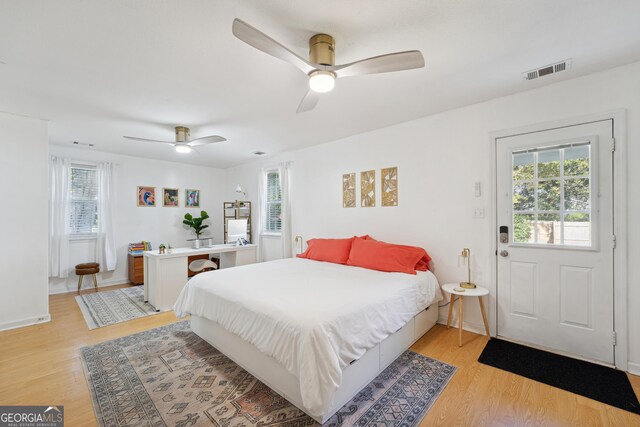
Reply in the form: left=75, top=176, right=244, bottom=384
left=511, top=149, right=590, bottom=245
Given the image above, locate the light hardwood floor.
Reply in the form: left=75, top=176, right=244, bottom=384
left=0, top=284, right=639, bottom=427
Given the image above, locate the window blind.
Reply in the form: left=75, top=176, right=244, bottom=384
left=264, top=170, right=282, bottom=233
left=69, top=166, right=98, bottom=235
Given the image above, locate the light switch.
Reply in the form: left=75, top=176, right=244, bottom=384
left=475, top=182, right=482, bottom=197
left=472, top=207, right=485, bottom=219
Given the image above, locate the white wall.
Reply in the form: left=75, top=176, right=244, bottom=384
left=226, top=61, right=640, bottom=370
left=48, top=146, right=227, bottom=294
left=0, top=112, right=49, bottom=330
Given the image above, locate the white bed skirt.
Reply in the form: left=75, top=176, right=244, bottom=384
left=190, top=302, right=439, bottom=423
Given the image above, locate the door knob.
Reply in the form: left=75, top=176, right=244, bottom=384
left=500, top=250, right=509, bottom=257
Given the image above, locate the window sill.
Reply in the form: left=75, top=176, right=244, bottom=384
left=261, top=233, right=281, bottom=239
left=69, top=234, right=97, bottom=241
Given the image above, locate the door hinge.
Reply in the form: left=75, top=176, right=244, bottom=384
left=612, top=331, right=617, bottom=346
left=611, top=138, right=616, bottom=152
left=612, top=234, right=617, bottom=249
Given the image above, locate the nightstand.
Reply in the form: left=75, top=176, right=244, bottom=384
left=442, top=283, right=490, bottom=347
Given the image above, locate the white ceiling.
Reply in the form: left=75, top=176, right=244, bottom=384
left=1, top=0, right=640, bottom=168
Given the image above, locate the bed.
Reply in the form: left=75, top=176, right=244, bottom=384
left=174, top=257, right=442, bottom=423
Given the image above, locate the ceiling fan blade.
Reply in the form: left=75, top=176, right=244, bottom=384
left=330, top=50, right=425, bottom=78
left=188, top=135, right=227, bottom=146
left=123, top=136, right=174, bottom=144
left=232, top=18, right=316, bottom=75
left=296, top=90, right=321, bottom=113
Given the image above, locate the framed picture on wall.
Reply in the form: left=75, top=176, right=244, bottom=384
left=185, top=189, right=200, bottom=207
left=381, top=166, right=398, bottom=206
left=342, top=173, right=356, bottom=208
left=163, top=188, right=179, bottom=207
left=137, top=186, right=156, bottom=207
left=361, top=170, right=376, bottom=207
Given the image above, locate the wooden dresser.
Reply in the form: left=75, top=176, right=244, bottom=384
left=128, top=253, right=144, bottom=285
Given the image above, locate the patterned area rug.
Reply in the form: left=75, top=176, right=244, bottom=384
left=81, top=321, right=456, bottom=426
left=75, top=286, right=159, bottom=329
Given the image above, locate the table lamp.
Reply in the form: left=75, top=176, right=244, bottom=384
left=460, top=248, right=476, bottom=289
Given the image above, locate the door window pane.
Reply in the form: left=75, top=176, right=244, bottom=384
left=565, top=178, right=590, bottom=210
left=513, top=214, right=535, bottom=243
left=537, top=180, right=560, bottom=211
left=513, top=182, right=535, bottom=211
left=564, top=146, right=590, bottom=176
left=563, top=214, right=591, bottom=247
left=513, top=152, right=534, bottom=180
left=511, top=143, right=592, bottom=247
left=538, top=213, right=561, bottom=245
left=537, top=149, right=560, bottom=178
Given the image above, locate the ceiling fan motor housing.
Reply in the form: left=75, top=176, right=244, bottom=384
left=309, top=34, right=335, bottom=66
left=175, top=126, right=190, bottom=143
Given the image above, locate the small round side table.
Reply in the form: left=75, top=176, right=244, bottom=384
left=442, top=283, right=490, bottom=347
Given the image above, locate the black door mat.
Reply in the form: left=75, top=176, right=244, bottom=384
left=478, top=338, right=640, bottom=414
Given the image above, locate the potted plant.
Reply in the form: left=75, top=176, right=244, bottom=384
left=183, top=210, right=210, bottom=248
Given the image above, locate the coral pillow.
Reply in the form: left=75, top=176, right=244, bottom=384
left=297, top=237, right=354, bottom=264
left=347, top=237, right=431, bottom=274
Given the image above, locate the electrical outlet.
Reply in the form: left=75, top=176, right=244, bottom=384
left=472, top=207, right=485, bottom=219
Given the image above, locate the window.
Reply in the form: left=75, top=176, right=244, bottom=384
left=264, top=170, right=282, bottom=234
left=512, top=142, right=592, bottom=247
left=69, top=165, right=98, bottom=236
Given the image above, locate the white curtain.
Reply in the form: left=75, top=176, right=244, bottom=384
left=49, top=156, right=71, bottom=278
left=96, top=162, right=117, bottom=271
left=279, top=161, right=293, bottom=259
left=255, top=169, right=266, bottom=262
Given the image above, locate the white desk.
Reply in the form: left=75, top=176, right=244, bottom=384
left=143, top=244, right=257, bottom=311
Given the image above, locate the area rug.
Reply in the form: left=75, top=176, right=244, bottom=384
left=479, top=338, right=640, bottom=414
left=81, top=321, right=456, bottom=426
left=75, top=285, right=159, bottom=330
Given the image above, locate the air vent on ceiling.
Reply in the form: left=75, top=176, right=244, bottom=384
left=252, top=151, right=266, bottom=156
left=523, top=59, right=572, bottom=81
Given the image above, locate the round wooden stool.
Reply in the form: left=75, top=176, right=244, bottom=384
left=76, top=262, right=100, bottom=293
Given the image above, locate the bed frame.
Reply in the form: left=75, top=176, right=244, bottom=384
left=190, top=302, right=439, bottom=423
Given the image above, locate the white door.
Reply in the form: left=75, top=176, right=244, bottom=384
left=496, top=120, right=615, bottom=365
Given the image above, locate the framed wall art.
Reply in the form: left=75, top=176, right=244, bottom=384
left=137, top=186, right=156, bottom=207
left=163, top=188, right=179, bottom=207
left=185, top=189, right=200, bottom=207
left=342, top=173, right=356, bottom=208
left=381, top=166, right=398, bottom=206
left=361, top=170, right=375, bottom=207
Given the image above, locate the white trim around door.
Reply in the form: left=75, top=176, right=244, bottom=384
left=488, top=109, right=628, bottom=371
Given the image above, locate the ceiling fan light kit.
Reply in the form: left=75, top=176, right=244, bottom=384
left=123, top=126, right=227, bottom=153
left=175, top=144, right=192, bottom=154
left=309, top=70, right=335, bottom=93
left=308, top=34, right=336, bottom=93
left=232, top=18, right=425, bottom=113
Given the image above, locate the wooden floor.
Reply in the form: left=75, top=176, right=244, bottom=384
left=1, top=285, right=639, bottom=427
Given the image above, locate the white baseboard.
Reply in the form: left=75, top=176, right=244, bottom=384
left=437, top=316, right=489, bottom=336
left=0, top=314, right=51, bottom=332
left=627, top=362, right=640, bottom=376
left=48, top=278, right=132, bottom=295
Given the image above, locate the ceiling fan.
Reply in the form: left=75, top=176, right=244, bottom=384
left=123, top=126, right=226, bottom=153
left=232, top=18, right=425, bottom=113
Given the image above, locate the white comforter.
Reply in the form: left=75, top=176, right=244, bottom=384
left=173, top=257, right=442, bottom=417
